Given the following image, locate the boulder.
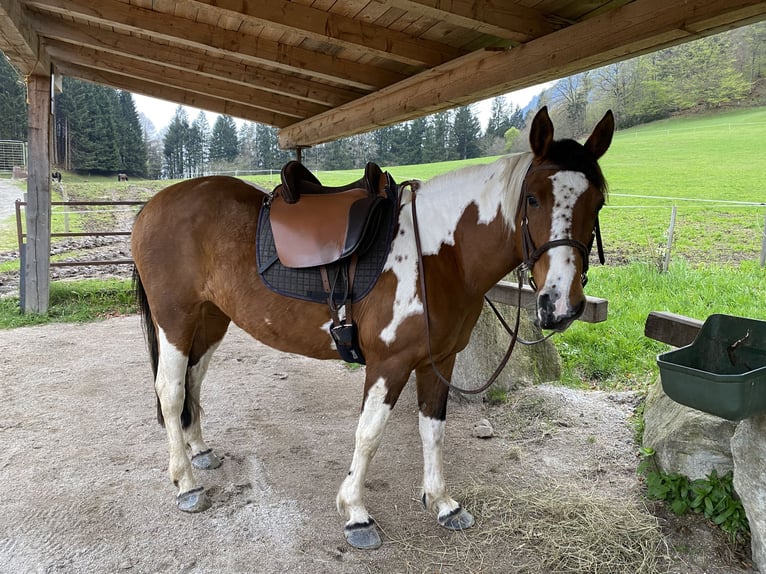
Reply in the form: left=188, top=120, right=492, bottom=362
left=642, top=380, right=737, bottom=480
left=453, top=303, right=560, bottom=399
left=732, top=414, right=766, bottom=573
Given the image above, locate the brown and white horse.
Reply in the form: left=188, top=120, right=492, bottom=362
left=131, top=107, right=614, bottom=549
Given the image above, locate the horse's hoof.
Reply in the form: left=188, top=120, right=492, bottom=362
left=191, top=449, right=222, bottom=470
left=344, top=519, right=382, bottom=550
left=176, top=487, right=211, bottom=513
left=438, top=506, right=475, bottom=531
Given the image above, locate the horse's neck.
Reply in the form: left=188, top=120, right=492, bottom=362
left=412, top=153, right=531, bottom=294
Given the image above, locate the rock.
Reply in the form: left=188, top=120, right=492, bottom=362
left=732, top=414, right=766, bottom=573
left=642, top=380, right=737, bottom=480
left=473, top=418, right=494, bottom=439
left=453, top=304, right=560, bottom=400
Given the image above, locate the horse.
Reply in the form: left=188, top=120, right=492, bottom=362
left=131, top=106, right=614, bottom=550
left=117, top=173, right=129, bottom=182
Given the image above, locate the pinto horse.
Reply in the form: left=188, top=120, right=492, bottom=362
left=131, top=107, right=614, bottom=549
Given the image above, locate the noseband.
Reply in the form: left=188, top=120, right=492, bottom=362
left=519, top=163, right=605, bottom=289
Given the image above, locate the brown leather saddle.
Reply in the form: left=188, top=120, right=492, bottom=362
left=269, top=161, right=390, bottom=268
left=257, top=161, right=398, bottom=365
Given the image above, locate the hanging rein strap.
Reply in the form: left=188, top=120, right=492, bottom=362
left=408, top=181, right=523, bottom=395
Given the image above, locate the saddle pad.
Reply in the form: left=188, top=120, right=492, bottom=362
left=269, top=187, right=373, bottom=268
left=256, top=195, right=396, bottom=305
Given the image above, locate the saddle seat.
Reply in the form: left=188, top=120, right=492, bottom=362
left=269, top=161, right=392, bottom=269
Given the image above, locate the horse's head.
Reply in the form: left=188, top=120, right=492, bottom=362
left=517, top=106, right=614, bottom=331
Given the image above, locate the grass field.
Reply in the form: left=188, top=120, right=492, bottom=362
left=2, top=107, right=764, bottom=391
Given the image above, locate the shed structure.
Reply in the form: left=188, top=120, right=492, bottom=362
left=1, top=0, right=765, bottom=312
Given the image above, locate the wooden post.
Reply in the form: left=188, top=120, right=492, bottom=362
left=760, top=210, right=766, bottom=267
left=23, top=73, right=52, bottom=314
left=662, top=206, right=677, bottom=273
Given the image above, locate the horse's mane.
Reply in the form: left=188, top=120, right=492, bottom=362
left=416, top=152, right=534, bottom=233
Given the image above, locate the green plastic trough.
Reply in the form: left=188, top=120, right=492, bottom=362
left=657, top=314, right=766, bottom=421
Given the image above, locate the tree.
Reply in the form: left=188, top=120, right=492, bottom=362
left=116, top=91, right=148, bottom=176
left=186, top=111, right=210, bottom=176
left=485, top=96, right=511, bottom=138
left=450, top=105, right=481, bottom=160
left=552, top=72, right=592, bottom=137
left=0, top=53, right=26, bottom=141
left=162, top=106, right=189, bottom=178
left=422, top=111, right=451, bottom=163
left=209, top=114, right=239, bottom=165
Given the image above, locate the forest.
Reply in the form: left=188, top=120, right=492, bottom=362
left=0, top=22, right=763, bottom=178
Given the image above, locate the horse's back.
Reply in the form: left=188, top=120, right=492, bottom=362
left=132, top=176, right=266, bottom=303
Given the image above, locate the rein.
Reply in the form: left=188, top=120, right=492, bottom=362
left=406, top=162, right=605, bottom=396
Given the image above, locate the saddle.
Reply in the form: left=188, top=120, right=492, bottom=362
left=259, top=161, right=398, bottom=365
left=269, top=161, right=390, bottom=268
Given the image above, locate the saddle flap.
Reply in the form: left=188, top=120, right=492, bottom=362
left=270, top=188, right=386, bottom=268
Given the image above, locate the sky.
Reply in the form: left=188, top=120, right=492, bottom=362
left=133, top=82, right=553, bottom=135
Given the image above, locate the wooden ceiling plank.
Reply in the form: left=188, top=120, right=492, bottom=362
left=384, top=0, right=558, bottom=42
left=26, top=0, right=406, bottom=90
left=278, top=0, right=766, bottom=148
left=31, top=12, right=364, bottom=107
left=54, top=61, right=296, bottom=127
left=44, top=39, right=327, bottom=119
left=195, top=0, right=465, bottom=67
left=0, top=0, right=48, bottom=74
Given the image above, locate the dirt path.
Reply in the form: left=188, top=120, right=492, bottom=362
left=0, top=317, right=752, bottom=573
left=0, top=179, right=23, bottom=224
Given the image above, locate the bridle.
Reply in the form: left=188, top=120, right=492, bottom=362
left=407, top=161, right=606, bottom=396
left=519, top=163, right=605, bottom=290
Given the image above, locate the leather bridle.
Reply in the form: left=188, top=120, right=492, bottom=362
left=519, top=163, right=605, bottom=290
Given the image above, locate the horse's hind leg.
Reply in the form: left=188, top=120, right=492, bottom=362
left=185, top=306, right=230, bottom=471
left=416, top=356, right=475, bottom=531
left=154, top=325, right=209, bottom=512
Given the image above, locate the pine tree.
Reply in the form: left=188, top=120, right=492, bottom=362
left=162, top=106, right=189, bottom=178
left=117, top=91, right=148, bottom=176
left=0, top=54, right=27, bottom=140
left=450, top=106, right=481, bottom=160
left=209, top=114, right=239, bottom=164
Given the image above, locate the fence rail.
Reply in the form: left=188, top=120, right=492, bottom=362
left=15, top=200, right=145, bottom=267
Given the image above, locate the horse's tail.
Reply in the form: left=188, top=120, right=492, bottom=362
left=133, top=265, right=164, bottom=426
left=133, top=265, right=199, bottom=429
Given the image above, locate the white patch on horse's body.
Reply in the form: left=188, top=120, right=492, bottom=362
left=321, top=306, right=346, bottom=350
left=380, top=153, right=534, bottom=344
left=419, top=413, right=460, bottom=517
left=337, top=378, right=392, bottom=525
left=540, top=171, right=590, bottom=317
left=155, top=327, right=197, bottom=494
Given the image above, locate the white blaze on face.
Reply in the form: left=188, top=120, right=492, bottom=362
left=540, top=171, right=590, bottom=317
left=379, top=153, right=534, bottom=345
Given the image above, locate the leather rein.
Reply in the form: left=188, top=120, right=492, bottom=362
left=407, top=163, right=605, bottom=395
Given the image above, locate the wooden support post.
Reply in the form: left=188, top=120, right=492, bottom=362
left=23, top=73, right=52, bottom=314
left=662, top=206, right=677, bottom=273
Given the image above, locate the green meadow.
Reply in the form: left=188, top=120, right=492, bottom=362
left=2, top=107, right=765, bottom=392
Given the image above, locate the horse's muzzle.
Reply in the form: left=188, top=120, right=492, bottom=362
left=535, top=292, right=585, bottom=332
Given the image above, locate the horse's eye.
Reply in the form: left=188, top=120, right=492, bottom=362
left=526, top=195, right=540, bottom=208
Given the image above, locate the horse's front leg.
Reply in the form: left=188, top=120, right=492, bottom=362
left=155, top=329, right=210, bottom=513
left=416, top=356, right=475, bottom=531
left=337, top=372, right=408, bottom=549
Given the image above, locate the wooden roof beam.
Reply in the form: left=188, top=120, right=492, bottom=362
left=0, top=0, right=48, bottom=74
left=194, top=0, right=465, bottom=68
left=55, top=61, right=296, bottom=127
left=278, top=0, right=766, bottom=148
left=31, top=12, right=364, bottom=108
left=44, top=40, right=328, bottom=119
left=26, top=0, right=406, bottom=90
left=385, top=0, right=559, bottom=43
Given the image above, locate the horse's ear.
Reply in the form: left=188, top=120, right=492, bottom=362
left=529, top=106, right=554, bottom=158
left=584, top=110, right=615, bottom=160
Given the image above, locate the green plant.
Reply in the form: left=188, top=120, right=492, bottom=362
left=639, top=449, right=749, bottom=544
left=486, top=386, right=509, bottom=405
